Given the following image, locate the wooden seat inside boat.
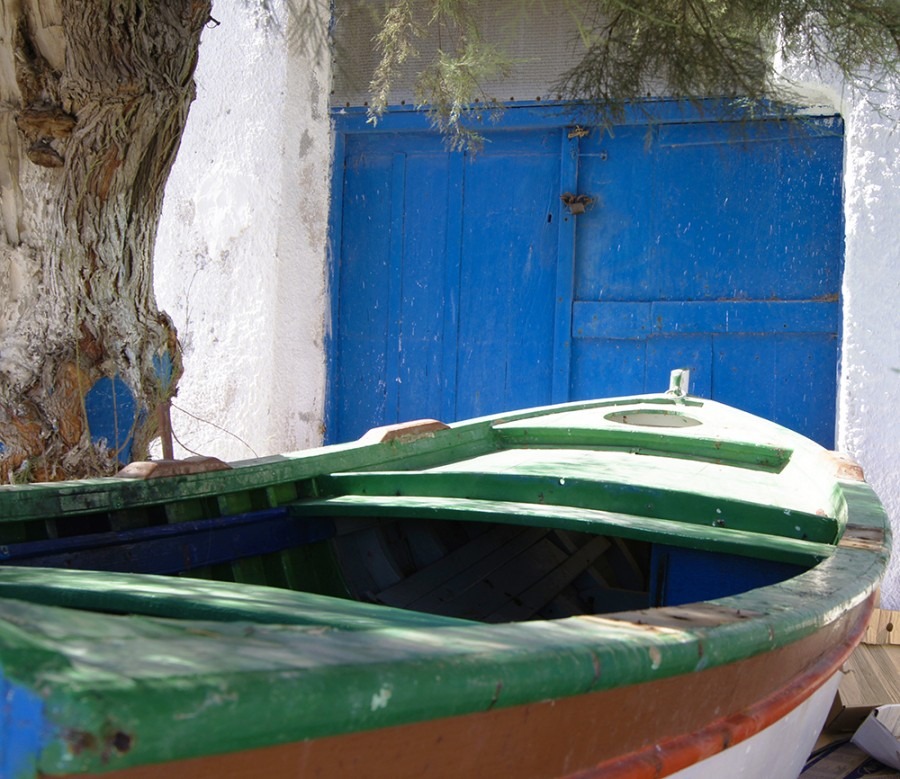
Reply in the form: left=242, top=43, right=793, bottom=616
left=0, top=565, right=476, bottom=629
left=288, top=496, right=829, bottom=621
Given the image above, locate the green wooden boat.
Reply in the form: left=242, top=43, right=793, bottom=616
left=0, top=372, right=889, bottom=778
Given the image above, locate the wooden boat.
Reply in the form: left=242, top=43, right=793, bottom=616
left=0, top=372, right=889, bottom=779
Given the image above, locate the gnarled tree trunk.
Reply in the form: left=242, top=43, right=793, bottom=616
left=0, top=0, right=210, bottom=481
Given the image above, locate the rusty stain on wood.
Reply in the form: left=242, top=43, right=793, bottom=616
left=838, top=524, right=884, bottom=551
left=830, top=452, right=866, bottom=481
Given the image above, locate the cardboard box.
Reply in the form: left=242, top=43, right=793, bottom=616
left=851, top=705, right=900, bottom=771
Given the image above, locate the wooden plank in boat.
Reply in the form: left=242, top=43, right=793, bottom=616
left=433, top=535, right=570, bottom=620
left=581, top=584, right=651, bottom=613
left=552, top=529, right=612, bottom=588
left=317, top=469, right=837, bottom=544
left=230, top=555, right=271, bottom=586
left=605, top=537, right=647, bottom=591
left=0, top=567, right=475, bottom=629
left=493, top=422, right=792, bottom=471
left=293, top=495, right=831, bottom=567
left=373, top=523, right=521, bottom=607
left=483, top=534, right=612, bottom=621
left=376, top=525, right=548, bottom=610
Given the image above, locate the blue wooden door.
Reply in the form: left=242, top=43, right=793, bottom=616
left=570, top=120, right=843, bottom=445
left=329, top=109, right=843, bottom=446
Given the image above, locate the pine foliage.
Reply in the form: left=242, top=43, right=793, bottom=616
left=366, top=0, right=900, bottom=140
left=368, top=0, right=512, bottom=146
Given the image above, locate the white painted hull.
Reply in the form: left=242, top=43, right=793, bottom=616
left=667, top=672, right=841, bottom=779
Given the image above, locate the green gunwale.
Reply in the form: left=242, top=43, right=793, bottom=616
left=1, top=483, right=887, bottom=775
left=0, top=396, right=703, bottom=524
left=0, top=393, right=890, bottom=775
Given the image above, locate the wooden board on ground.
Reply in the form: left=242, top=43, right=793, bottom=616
left=862, top=608, right=900, bottom=646
left=824, top=610, right=900, bottom=733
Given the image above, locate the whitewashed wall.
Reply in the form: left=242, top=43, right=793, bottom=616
left=155, top=6, right=899, bottom=602
left=771, top=52, right=900, bottom=604
left=834, top=90, right=900, bottom=605
left=154, top=0, right=332, bottom=462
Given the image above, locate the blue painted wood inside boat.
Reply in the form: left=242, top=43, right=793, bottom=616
left=650, top=544, right=807, bottom=607
left=0, top=508, right=336, bottom=575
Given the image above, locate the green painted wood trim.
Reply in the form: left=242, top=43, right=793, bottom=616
left=315, top=471, right=839, bottom=544
left=493, top=425, right=792, bottom=472
left=0, top=395, right=702, bottom=525
left=293, top=495, right=831, bottom=567
left=0, top=568, right=475, bottom=630
left=0, top=427, right=497, bottom=524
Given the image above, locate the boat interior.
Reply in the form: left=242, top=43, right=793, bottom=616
left=0, top=419, right=836, bottom=627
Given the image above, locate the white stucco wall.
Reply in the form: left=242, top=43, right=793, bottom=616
left=835, top=92, right=900, bottom=605
left=772, top=55, right=900, bottom=603
left=154, top=0, right=332, bottom=462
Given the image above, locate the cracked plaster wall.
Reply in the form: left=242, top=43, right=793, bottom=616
left=833, top=90, right=899, bottom=605
left=153, top=0, right=331, bottom=462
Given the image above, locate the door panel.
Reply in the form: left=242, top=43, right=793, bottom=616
left=455, top=133, right=560, bottom=419
left=331, top=130, right=561, bottom=442
left=396, top=153, right=453, bottom=424
left=568, top=117, right=843, bottom=446
left=651, top=122, right=842, bottom=300
left=333, top=150, right=394, bottom=435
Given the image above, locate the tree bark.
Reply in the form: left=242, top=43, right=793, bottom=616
left=0, top=0, right=210, bottom=481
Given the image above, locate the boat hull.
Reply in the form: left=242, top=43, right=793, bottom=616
left=666, top=674, right=840, bottom=779
left=62, top=594, right=871, bottom=779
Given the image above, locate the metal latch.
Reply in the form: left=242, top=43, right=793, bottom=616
left=560, top=193, right=593, bottom=215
